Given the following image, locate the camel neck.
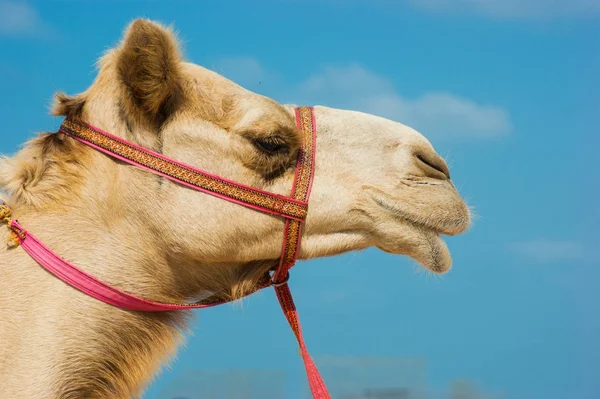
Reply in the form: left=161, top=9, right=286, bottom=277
left=0, top=207, right=190, bottom=399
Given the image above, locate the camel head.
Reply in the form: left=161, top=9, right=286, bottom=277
left=1, top=19, right=470, bottom=302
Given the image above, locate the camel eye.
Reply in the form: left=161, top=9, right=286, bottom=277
left=253, top=136, right=288, bottom=155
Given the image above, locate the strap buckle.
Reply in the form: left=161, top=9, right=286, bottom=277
left=271, top=271, right=290, bottom=287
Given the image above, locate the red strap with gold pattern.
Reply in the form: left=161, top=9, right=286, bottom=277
left=271, top=107, right=331, bottom=398
left=59, top=119, right=308, bottom=221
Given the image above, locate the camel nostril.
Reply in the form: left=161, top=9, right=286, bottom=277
left=415, top=151, right=450, bottom=180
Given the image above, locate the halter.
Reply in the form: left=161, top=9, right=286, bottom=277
left=0, top=106, right=331, bottom=398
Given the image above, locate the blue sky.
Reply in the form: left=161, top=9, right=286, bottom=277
left=0, top=1, right=597, bottom=398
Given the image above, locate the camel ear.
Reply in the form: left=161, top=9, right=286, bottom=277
left=117, top=19, right=183, bottom=126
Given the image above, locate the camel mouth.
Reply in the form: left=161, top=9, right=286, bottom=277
left=364, top=186, right=470, bottom=274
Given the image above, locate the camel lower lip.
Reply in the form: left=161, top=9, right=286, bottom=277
left=377, top=226, right=452, bottom=274
left=408, top=228, right=452, bottom=273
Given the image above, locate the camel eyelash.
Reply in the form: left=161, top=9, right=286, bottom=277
left=251, top=135, right=289, bottom=155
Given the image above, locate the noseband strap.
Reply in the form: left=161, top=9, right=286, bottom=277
left=1, top=106, right=331, bottom=398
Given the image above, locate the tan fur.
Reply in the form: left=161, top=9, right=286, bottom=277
left=0, top=19, right=471, bottom=398
left=0, top=132, right=90, bottom=208
left=52, top=92, right=87, bottom=119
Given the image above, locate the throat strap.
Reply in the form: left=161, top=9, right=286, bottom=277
left=6, top=217, right=330, bottom=398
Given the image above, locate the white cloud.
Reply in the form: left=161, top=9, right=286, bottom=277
left=214, top=59, right=511, bottom=140
left=511, top=239, right=586, bottom=263
left=0, top=1, right=53, bottom=37
left=298, top=65, right=512, bottom=139
left=408, top=0, right=600, bottom=19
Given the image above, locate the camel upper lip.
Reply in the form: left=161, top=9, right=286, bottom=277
left=367, top=188, right=470, bottom=236
left=369, top=192, right=446, bottom=234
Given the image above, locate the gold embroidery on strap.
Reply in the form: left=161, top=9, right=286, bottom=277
left=271, top=107, right=316, bottom=284
left=59, top=119, right=308, bottom=220
left=294, top=107, right=315, bottom=203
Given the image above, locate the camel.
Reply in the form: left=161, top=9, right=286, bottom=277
left=0, top=19, right=471, bottom=399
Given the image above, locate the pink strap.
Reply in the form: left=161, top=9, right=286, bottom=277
left=11, top=220, right=237, bottom=311
left=276, top=284, right=331, bottom=398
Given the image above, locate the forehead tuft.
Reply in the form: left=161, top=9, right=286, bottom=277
left=230, top=100, right=299, bottom=147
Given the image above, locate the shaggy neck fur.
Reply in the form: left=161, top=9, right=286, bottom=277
left=0, top=133, right=186, bottom=398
